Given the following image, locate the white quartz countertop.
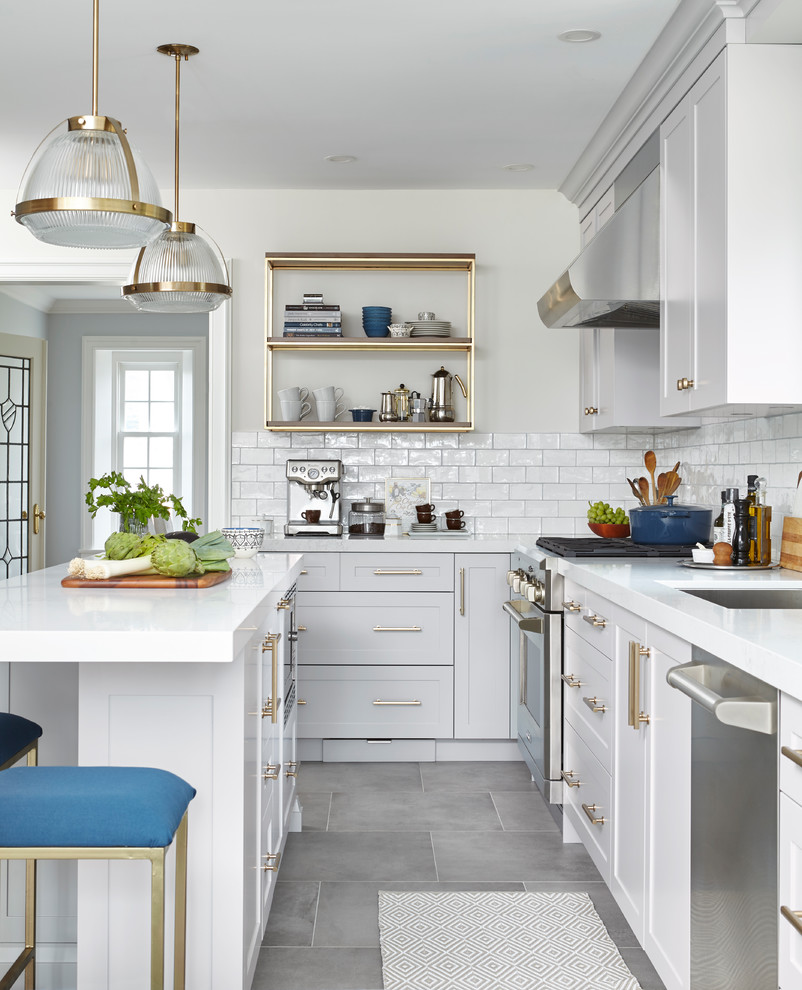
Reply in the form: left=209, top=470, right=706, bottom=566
left=0, top=554, right=303, bottom=664
left=262, top=535, right=520, bottom=553
left=530, top=551, right=802, bottom=698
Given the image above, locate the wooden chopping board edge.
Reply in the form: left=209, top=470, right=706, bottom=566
left=61, top=569, right=233, bottom=589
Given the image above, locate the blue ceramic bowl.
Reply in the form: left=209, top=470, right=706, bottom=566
left=364, top=327, right=389, bottom=337
left=362, top=306, right=391, bottom=312
left=349, top=408, right=376, bottom=422
left=363, top=320, right=390, bottom=328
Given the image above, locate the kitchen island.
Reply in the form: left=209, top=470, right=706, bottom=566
left=0, top=553, right=302, bottom=990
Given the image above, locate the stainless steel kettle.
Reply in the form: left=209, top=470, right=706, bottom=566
left=429, top=366, right=467, bottom=423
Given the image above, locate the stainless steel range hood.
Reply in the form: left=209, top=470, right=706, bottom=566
left=537, top=168, right=659, bottom=329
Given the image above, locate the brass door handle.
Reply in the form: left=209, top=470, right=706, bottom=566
left=33, top=503, right=46, bottom=535
left=584, top=406, right=598, bottom=415
left=373, top=699, right=421, bottom=706
left=561, top=770, right=581, bottom=788
left=297, top=699, right=307, bottom=705
left=628, top=641, right=651, bottom=730
left=373, top=625, right=422, bottom=632
left=459, top=567, right=465, bottom=617
left=782, top=746, right=802, bottom=770
left=561, top=673, right=583, bottom=688
left=582, top=802, right=607, bottom=826
left=582, top=613, right=607, bottom=628
left=249, top=701, right=273, bottom=718
left=262, top=763, right=280, bottom=780
left=676, top=377, right=695, bottom=391
left=297, top=625, right=307, bottom=632
left=583, top=695, right=607, bottom=714
left=562, top=601, right=582, bottom=612
left=262, top=633, right=281, bottom=724
left=781, top=905, right=802, bottom=938
left=373, top=569, right=423, bottom=576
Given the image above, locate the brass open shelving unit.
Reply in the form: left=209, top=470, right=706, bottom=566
left=265, top=252, right=475, bottom=432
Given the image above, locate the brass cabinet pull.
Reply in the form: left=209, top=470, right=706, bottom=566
left=561, top=769, right=581, bottom=788
left=276, top=599, right=292, bottom=610
left=249, top=701, right=273, bottom=718
left=373, top=568, right=423, bottom=576
left=582, top=613, right=607, bottom=628
left=582, top=802, right=607, bottom=826
left=262, top=852, right=281, bottom=873
left=373, top=625, right=422, bottom=632
left=562, top=600, right=582, bottom=612
left=459, top=567, right=465, bottom=617
left=584, top=406, right=598, bottom=415
left=782, top=746, right=802, bottom=770
left=676, top=377, right=695, bottom=392
left=781, top=905, right=802, bottom=938
left=583, top=695, right=607, bottom=714
left=285, top=761, right=298, bottom=779
left=628, top=641, right=651, bottom=730
left=262, top=633, right=281, bottom=724
left=373, top=699, right=422, bottom=706
left=297, top=699, right=307, bottom=705
left=561, top=673, right=583, bottom=688
left=300, top=569, right=308, bottom=574
left=32, top=503, right=46, bottom=535
left=297, top=625, right=307, bottom=632
left=262, top=763, right=280, bottom=780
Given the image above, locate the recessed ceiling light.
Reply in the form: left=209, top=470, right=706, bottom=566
left=502, top=163, right=535, bottom=172
left=558, top=29, right=602, bottom=43
left=324, top=155, right=357, bottom=164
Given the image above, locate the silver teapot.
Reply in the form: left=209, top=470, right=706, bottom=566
left=429, top=366, right=467, bottom=423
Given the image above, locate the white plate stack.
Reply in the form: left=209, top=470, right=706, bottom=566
left=409, top=521, right=438, bottom=533
left=407, top=321, right=452, bottom=338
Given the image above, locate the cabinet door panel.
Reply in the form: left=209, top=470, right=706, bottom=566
left=562, top=719, right=612, bottom=883
left=340, top=553, right=453, bottom=591
left=562, top=628, right=613, bottom=773
left=298, top=664, right=453, bottom=738
left=780, top=793, right=802, bottom=990
left=297, top=592, right=453, bottom=666
left=297, top=552, right=340, bottom=591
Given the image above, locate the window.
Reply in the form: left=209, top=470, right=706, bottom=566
left=82, top=337, right=207, bottom=550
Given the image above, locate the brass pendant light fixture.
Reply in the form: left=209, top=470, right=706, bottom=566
left=122, top=44, right=232, bottom=314
left=13, top=0, right=171, bottom=249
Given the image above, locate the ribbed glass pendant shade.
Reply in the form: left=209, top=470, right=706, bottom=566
left=15, top=120, right=169, bottom=248
left=123, top=223, right=232, bottom=313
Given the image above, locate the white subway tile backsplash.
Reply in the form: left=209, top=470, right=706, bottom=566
left=235, top=410, right=802, bottom=547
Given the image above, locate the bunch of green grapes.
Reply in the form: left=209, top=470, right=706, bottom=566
left=587, top=500, right=628, bottom=524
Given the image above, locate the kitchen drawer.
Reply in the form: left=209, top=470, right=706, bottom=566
left=297, top=592, right=453, bottom=666
left=562, top=718, right=612, bottom=884
left=561, top=578, right=614, bottom=658
left=297, top=664, right=454, bottom=738
left=340, top=553, right=453, bottom=592
left=297, top=552, right=340, bottom=591
left=780, top=791, right=802, bottom=990
left=562, top=627, right=613, bottom=773
left=781, top=692, right=802, bottom=808
left=322, top=738, right=436, bottom=762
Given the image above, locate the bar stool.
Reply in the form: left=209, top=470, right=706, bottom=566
left=0, top=712, right=43, bottom=770
left=0, top=766, right=195, bottom=990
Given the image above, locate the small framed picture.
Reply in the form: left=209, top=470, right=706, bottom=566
left=385, top=477, right=431, bottom=534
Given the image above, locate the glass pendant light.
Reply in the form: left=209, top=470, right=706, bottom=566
left=13, top=0, right=171, bottom=249
left=122, top=44, right=232, bottom=314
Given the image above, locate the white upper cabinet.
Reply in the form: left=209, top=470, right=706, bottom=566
left=660, top=45, right=802, bottom=417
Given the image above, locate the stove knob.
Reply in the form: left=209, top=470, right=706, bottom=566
left=526, top=580, right=545, bottom=606
left=506, top=570, right=517, bottom=587
left=519, top=579, right=533, bottom=598
left=512, top=574, right=524, bottom=593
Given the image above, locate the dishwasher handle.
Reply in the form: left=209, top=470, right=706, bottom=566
left=666, top=662, right=776, bottom=735
left=502, top=601, right=544, bottom=634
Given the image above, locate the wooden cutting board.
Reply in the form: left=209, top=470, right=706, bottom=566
left=61, top=569, right=233, bottom=589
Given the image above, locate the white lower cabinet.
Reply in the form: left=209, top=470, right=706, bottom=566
left=780, top=693, right=802, bottom=989
left=562, top=719, right=612, bottom=880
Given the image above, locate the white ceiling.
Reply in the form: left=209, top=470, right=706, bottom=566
left=0, top=0, right=684, bottom=193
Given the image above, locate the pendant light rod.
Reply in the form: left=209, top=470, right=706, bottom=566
left=156, top=44, right=199, bottom=222
left=92, top=0, right=99, bottom=115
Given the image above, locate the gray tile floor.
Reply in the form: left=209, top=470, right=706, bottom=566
left=252, top=761, right=667, bottom=990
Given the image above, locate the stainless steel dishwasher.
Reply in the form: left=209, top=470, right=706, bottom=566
left=667, top=648, right=777, bottom=990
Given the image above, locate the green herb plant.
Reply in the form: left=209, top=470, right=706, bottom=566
left=85, top=471, right=203, bottom=532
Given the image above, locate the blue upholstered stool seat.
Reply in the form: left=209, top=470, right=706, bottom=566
left=0, top=766, right=196, bottom=847
left=0, top=712, right=43, bottom=768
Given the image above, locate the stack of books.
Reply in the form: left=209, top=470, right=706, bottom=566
left=283, top=294, right=342, bottom=337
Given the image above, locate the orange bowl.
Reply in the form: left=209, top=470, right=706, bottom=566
left=588, top=522, right=631, bottom=539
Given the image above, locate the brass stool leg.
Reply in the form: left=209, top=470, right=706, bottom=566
left=173, top=813, right=189, bottom=990
left=25, top=741, right=38, bottom=989
left=150, top=849, right=165, bottom=990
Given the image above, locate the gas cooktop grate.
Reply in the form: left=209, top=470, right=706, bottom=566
left=535, top=537, right=699, bottom=558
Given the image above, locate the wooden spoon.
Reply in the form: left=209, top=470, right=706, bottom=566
left=644, top=450, right=658, bottom=505
left=656, top=472, right=667, bottom=503
left=627, top=478, right=647, bottom=506
left=637, top=477, right=651, bottom=505
left=663, top=471, right=681, bottom=498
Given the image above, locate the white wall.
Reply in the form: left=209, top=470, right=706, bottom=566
left=0, top=290, right=47, bottom=339
left=0, top=187, right=580, bottom=435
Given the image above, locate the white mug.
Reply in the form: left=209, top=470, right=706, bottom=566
left=278, top=386, right=310, bottom=403
left=316, top=399, right=348, bottom=421
left=280, top=398, right=312, bottom=421
left=312, top=386, right=343, bottom=403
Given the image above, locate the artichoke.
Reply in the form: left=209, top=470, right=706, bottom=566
left=104, top=532, right=144, bottom=560
left=151, top=540, right=201, bottom=578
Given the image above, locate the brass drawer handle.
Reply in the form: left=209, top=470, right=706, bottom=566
left=781, top=905, right=802, bottom=938
left=297, top=699, right=307, bottom=705
left=628, top=641, right=651, bottom=731
left=248, top=701, right=273, bottom=718
left=582, top=613, right=607, bottom=628
left=297, top=625, right=307, bottom=632
left=582, top=802, right=607, bottom=826
left=262, top=852, right=281, bottom=873
left=373, top=699, right=422, bottom=706
left=262, top=763, right=280, bottom=780
left=373, top=625, right=422, bottom=632
left=285, top=761, right=298, bottom=779
left=583, top=695, right=607, bottom=714
left=561, top=673, right=583, bottom=688
left=562, top=600, right=582, bottom=612
left=584, top=406, right=598, bottom=415
left=300, top=569, right=308, bottom=575
left=561, top=770, right=581, bottom=788
left=373, top=569, right=423, bottom=576
left=782, top=746, right=802, bottom=770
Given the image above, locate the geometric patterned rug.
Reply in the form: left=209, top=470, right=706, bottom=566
left=378, top=891, right=643, bottom=990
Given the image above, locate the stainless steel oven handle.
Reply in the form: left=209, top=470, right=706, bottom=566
left=502, top=601, right=544, bottom=633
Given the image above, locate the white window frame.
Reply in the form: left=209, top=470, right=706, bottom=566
left=82, top=337, right=207, bottom=550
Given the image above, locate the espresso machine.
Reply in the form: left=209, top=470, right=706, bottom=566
left=284, top=459, right=344, bottom=536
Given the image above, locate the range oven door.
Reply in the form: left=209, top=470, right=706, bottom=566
left=504, top=599, right=563, bottom=803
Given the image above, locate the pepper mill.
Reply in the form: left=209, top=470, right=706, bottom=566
left=732, top=498, right=750, bottom=566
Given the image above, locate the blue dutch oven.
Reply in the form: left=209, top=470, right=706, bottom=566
left=629, top=496, right=714, bottom=545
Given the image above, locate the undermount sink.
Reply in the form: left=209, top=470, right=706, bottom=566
left=682, top=588, right=802, bottom=610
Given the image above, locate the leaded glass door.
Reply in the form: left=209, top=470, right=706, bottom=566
left=0, top=333, right=46, bottom=575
